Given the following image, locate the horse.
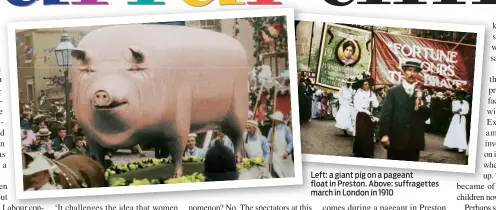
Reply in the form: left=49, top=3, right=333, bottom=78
left=22, top=152, right=107, bottom=190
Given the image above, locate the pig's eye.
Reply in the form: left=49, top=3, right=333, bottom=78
left=79, top=67, right=95, bottom=73
left=127, top=67, right=147, bottom=71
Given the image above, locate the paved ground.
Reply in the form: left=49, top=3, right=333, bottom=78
left=300, top=119, right=468, bottom=165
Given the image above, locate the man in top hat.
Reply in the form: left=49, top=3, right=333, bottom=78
left=23, top=155, right=59, bottom=191
left=267, top=111, right=294, bottom=178
left=184, top=133, right=205, bottom=158
left=379, top=60, right=428, bottom=161
left=244, top=120, right=270, bottom=165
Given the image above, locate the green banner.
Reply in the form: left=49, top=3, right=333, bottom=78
left=316, top=23, right=372, bottom=89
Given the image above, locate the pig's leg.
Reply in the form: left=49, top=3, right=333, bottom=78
left=226, top=71, right=249, bottom=163
left=166, top=137, right=183, bottom=178
left=87, top=139, right=108, bottom=168
left=169, top=93, right=192, bottom=178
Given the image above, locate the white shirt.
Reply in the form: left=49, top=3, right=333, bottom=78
left=353, top=89, right=379, bottom=114
left=402, top=80, right=417, bottom=96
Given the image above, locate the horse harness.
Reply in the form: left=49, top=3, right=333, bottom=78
left=48, top=158, right=88, bottom=188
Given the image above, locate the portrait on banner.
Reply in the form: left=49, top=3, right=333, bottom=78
left=336, top=39, right=361, bottom=67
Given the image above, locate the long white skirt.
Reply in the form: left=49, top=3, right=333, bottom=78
left=444, top=114, right=468, bottom=150
left=335, top=101, right=355, bottom=133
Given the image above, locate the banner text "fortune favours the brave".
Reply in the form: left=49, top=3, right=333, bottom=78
left=7, top=0, right=281, bottom=6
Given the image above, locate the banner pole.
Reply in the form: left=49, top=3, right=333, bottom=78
left=314, top=22, right=326, bottom=86
left=450, top=32, right=469, bottom=51
left=307, top=22, right=315, bottom=70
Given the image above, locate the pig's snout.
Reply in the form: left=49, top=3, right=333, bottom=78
left=92, top=90, right=112, bottom=107
left=91, top=90, right=128, bottom=110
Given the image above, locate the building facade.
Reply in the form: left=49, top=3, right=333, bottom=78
left=16, top=27, right=100, bottom=111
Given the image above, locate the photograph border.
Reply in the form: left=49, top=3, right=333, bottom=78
left=296, top=13, right=484, bottom=174
left=8, top=8, right=303, bottom=200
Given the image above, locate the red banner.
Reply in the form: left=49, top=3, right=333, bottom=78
left=371, top=31, right=475, bottom=93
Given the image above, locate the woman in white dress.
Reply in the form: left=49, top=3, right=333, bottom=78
left=352, top=79, right=379, bottom=158
left=444, top=92, right=469, bottom=153
left=335, top=77, right=356, bottom=136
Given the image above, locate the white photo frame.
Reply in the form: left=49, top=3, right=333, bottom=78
left=8, top=8, right=303, bottom=199
left=296, top=13, right=484, bottom=174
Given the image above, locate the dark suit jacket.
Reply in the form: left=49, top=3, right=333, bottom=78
left=379, top=85, right=428, bottom=151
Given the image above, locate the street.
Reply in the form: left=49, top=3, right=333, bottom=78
left=300, top=119, right=468, bottom=165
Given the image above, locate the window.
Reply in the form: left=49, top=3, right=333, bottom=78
left=199, top=19, right=221, bottom=32
left=27, top=83, right=34, bottom=103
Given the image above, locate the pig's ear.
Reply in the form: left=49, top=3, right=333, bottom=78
left=71, top=48, right=86, bottom=61
left=129, top=48, right=144, bottom=64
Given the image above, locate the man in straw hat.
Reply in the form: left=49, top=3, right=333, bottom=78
left=26, top=127, right=52, bottom=153
left=184, top=133, right=205, bottom=158
left=335, top=77, right=356, bottom=136
left=23, top=155, right=59, bottom=191
left=243, top=120, right=270, bottom=165
left=267, top=111, right=294, bottom=178
left=379, top=60, right=428, bottom=161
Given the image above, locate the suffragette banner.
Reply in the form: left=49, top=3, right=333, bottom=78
left=372, top=31, right=475, bottom=93
left=316, top=23, right=372, bottom=89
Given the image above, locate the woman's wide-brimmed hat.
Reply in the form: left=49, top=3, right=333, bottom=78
left=341, top=77, right=355, bottom=84
left=351, top=71, right=373, bottom=89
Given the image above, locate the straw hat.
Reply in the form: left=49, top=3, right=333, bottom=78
left=270, top=111, right=284, bottom=122
left=401, top=59, right=422, bottom=72
left=23, top=155, right=57, bottom=176
left=36, top=128, right=51, bottom=137
left=33, top=114, right=45, bottom=120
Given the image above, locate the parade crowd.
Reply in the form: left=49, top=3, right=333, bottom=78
left=298, top=60, right=472, bottom=162
left=19, top=98, right=296, bottom=190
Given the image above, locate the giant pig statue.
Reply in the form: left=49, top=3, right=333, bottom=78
left=70, top=24, right=249, bottom=177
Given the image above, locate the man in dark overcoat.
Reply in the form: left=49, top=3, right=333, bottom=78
left=379, top=60, right=428, bottom=161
